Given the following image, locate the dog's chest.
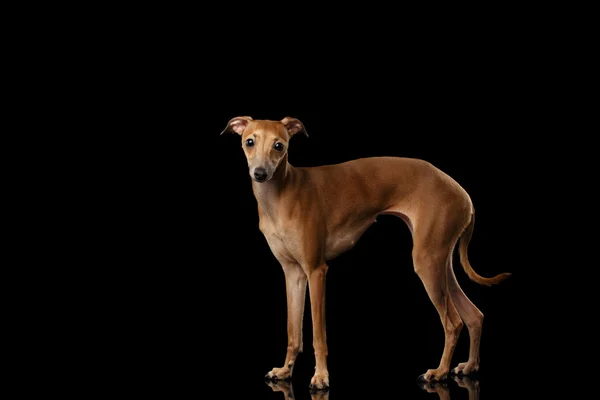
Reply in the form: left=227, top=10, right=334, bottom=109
left=260, top=222, right=304, bottom=262
left=259, top=210, right=377, bottom=262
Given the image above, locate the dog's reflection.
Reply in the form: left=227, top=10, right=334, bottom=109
left=266, top=375, right=478, bottom=399
left=266, top=380, right=329, bottom=400
left=453, top=376, right=479, bottom=400
left=419, top=376, right=480, bottom=400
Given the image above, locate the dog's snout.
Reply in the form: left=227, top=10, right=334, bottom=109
left=254, top=168, right=268, bottom=182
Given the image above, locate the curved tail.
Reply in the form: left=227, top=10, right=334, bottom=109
left=459, top=210, right=511, bottom=286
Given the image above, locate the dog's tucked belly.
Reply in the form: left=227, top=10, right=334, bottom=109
left=261, top=210, right=414, bottom=264
left=324, top=209, right=415, bottom=261
left=325, top=217, right=377, bottom=260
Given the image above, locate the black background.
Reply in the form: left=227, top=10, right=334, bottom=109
left=21, top=10, right=584, bottom=397
left=80, top=105, right=548, bottom=399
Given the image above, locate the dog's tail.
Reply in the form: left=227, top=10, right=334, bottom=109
left=458, top=210, right=511, bottom=286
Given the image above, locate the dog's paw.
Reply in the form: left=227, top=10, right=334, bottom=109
left=418, top=368, right=449, bottom=382
left=265, top=367, right=292, bottom=381
left=451, top=361, right=479, bottom=376
left=309, top=372, right=329, bottom=390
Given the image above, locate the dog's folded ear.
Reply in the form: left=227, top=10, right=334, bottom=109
left=220, top=116, right=253, bottom=135
left=281, top=117, right=308, bottom=137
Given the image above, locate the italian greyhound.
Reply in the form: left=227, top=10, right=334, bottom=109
left=220, top=116, right=510, bottom=389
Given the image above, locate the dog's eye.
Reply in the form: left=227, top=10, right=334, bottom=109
left=245, top=138, right=254, bottom=147
left=274, top=142, right=284, bottom=151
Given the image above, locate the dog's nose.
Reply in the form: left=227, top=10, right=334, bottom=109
left=254, top=168, right=268, bottom=182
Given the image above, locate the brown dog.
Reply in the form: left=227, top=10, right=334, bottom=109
left=221, top=116, right=510, bottom=389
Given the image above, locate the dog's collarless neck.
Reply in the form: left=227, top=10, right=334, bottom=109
left=252, top=162, right=297, bottom=214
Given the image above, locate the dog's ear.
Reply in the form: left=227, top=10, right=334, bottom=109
left=220, top=116, right=253, bottom=135
left=281, top=117, right=308, bottom=137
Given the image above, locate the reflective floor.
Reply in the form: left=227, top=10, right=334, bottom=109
left=266, top=376, right=480, bottom=400
left=100, top=358, right=536, bottom=399
left=193, top=357, right=532, bottom=400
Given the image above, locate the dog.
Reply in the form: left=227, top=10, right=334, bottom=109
left=220, top=116, right=510, bottom=389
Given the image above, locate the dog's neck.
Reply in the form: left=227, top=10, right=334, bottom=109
left=251, top=155, right=295, bottom=218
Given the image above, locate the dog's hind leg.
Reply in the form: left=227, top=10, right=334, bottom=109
left=412, top=210, right=466, bottom=382
left=448, top=257, right=484, bottom=375
left=414, top=247, right=464, bottom=382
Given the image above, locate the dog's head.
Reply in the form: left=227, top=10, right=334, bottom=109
left=221, top=116, right=308, bottom=183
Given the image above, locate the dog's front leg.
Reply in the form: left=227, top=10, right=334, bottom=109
left=266, top=262, right=307, bottom=381
left=307, top=263, right=329, bottom=390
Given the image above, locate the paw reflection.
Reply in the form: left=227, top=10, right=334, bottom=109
left=419, top=380, right=450, bottom=400
left=266, top=380, right=294, bottom=400
left=418, top=376, right=480, bottom=400
left=308, top=387, right=330, bottom=400
left=266, top=380, right=329, bottom=400
left=453, top=375, right=479, bottom=399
